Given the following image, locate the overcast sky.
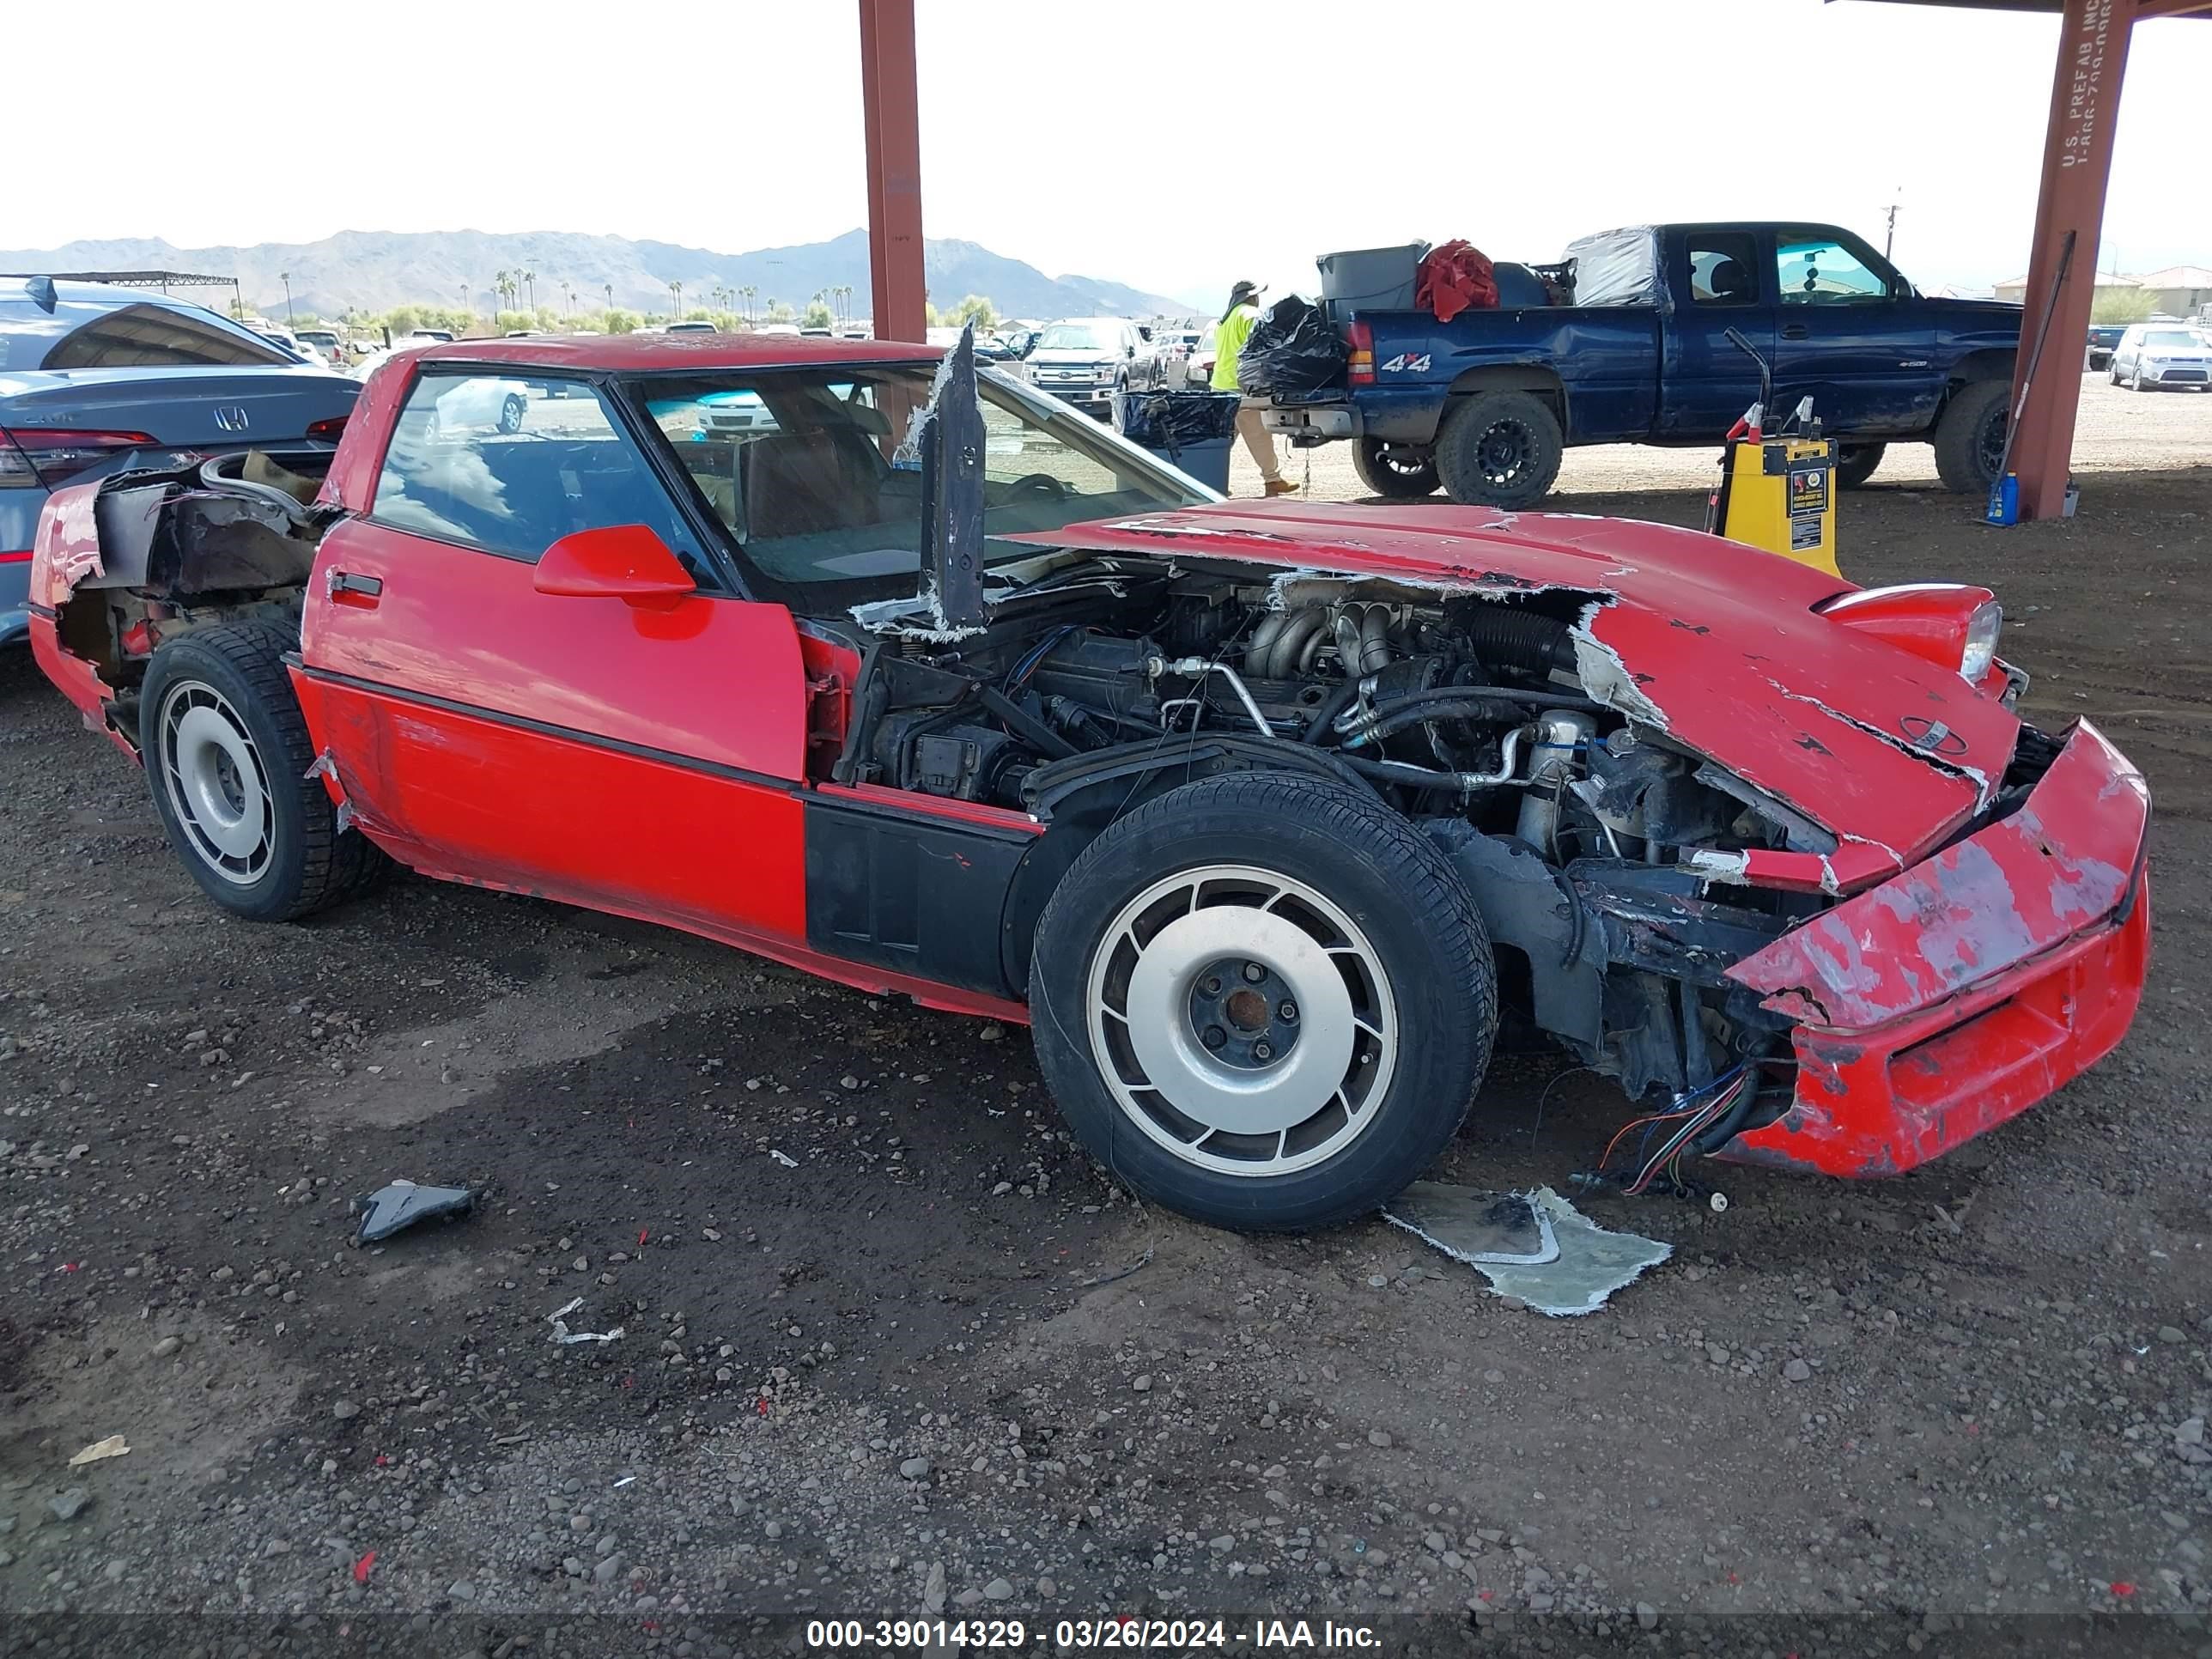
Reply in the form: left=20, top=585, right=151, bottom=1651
left=11, top=0, right=2209, bottom=306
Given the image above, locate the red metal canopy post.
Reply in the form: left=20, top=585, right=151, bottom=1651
left=858, top=0, right=927, bottom=345
left=2008, top=0, right=2138, bottom=520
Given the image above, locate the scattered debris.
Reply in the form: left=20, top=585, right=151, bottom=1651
left=353, top=1550, right=376, bottom=1584
left=350, top=1179, right=477, bottom=1245
left=67, top=1436, right=130, bottom=1468
left=1078, top=1249, right=1155, bottom=1290
left=547, top=1297, right=624, bottom=1346
left=613, top=1475, right=636, bottom=1488
left=769, top=1150, right=799, bottom=1169
left=1386, top=1184, right=1671, bottom=1316
left=1383, top=1186, right=1558, bottom=1267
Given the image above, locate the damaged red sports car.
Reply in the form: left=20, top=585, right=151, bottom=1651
left=24, top=331, right=2150, bottom=1231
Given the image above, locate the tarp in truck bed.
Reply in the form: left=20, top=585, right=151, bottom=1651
left=1565, top=227, right=1660, bottom=307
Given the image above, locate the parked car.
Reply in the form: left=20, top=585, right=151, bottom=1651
left=2108, top=323, right=2212, bottom=391
left=1, top=276, right=361, bottom=649
left=1186, top=322, right=1218, bottom=387
left=405, top=328, right=456, bottom=344
left=667, top=320, right=720, bottom=335
left=1264, top=222, right=2024, bottom=504
left=2086, top=323, right=2127, bottom=371
left=22, top=332, right=2148, bottom=1231
left=1024, top=317, right=1152, bottom=416
left=292, top=329, right=344, bottom=368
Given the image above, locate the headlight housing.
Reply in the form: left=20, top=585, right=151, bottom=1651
left=1819, top=583, right=2003, bottom=684
left=1960, top=598, right=2003, bottom=683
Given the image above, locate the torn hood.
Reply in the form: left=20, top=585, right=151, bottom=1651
left=1006, top=501, right=2021, bottom=869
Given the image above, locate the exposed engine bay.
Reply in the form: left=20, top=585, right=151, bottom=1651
left=825, top=555, right=1859, bottom=1131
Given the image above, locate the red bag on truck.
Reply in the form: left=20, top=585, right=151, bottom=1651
left=1416, top=240, right=1498, bottom=324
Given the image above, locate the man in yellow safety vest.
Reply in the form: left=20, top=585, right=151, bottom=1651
left=1212, top=281, right=1297, bottom=497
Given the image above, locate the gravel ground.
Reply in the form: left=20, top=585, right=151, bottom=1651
left=2, top=392, right=2209, bottom=1656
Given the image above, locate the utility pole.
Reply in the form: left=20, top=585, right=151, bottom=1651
left=1883, top=189, right=1901, bottom=262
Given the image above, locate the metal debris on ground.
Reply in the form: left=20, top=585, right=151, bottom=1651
left=546, top=1297, right=624, bottom=1346
left=769, top=1150, right=799, bottom=1168
left=1386, top=1184, right=1671, bottom=1316
left=350, top=1179, right=477, bottom=1245
left=67, top=1436, right=130, bottom=1467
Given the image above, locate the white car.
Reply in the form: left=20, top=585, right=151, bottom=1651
left=2109, top=324, right=2212, bottom=392
left=429, top=376, right=531, bottom=434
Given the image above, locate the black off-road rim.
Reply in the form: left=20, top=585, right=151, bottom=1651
left=1978, top=408, right=2008, bottom=480
left=1474, top=418, right=1541, bottom=489
left=1376, top=445, right=1432, bottom=480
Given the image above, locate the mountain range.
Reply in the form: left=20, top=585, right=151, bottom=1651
left=0, top=228, right=1188, bottom=325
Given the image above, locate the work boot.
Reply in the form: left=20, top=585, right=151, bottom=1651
left=1263, top=477, right=1298, bottom=496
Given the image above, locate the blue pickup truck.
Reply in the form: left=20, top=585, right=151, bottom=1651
left=1264, top=222, right=2023, bottom=507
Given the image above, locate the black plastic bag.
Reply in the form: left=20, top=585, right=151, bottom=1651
left=1115, top=390, right=1241, bottom=447
left=1236, top=295, right=1346, bottom=396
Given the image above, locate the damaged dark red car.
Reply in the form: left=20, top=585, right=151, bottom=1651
left=25, top=331, right=2150, bottom=1231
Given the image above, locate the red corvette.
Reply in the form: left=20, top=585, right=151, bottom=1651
left=25, top=331, right=2149, bottom=1231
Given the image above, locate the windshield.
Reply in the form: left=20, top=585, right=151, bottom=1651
left=2144, top=330, right=2206, bottom=348
left=635, top=361, right=1212, bottom=605
left=1033, top=323, right=1112, bottom=352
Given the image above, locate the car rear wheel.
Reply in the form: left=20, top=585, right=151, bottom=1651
left=1932, top=380, right=2008, bottom=493
left=1351, top=438, right=1440, bottom=499
left=1434, top=391, right=1564, bottom=508
left=2131, top=366, right=2148, bottom=392
left=139, top=623, right=386, bottom=923
left=498, top=393, right=527, bottom=434
left=1835, top=441, right=1887, bottom=489
left=1029, top=773, right=1495, bottom=1233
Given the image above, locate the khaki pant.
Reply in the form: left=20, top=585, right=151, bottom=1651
left=1236, top=400, right=1283, bottom=483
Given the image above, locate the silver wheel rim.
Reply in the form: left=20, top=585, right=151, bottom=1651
left=157, top=680, right=274, bottom=886
left=1083, top=864, right=1399, bottom=1177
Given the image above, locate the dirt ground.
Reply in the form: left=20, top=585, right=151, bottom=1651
left=3, top=387, right=2210, bottom=1656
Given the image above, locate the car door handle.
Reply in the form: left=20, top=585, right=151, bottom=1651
left=328, top=570, right=383, bottom=605
left=1781, top=324, right=1810, bottom=341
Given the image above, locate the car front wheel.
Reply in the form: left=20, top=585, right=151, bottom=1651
left=139, top=623, right=386, bottom=922
left=1029, top=773, right=1496, bottom=1233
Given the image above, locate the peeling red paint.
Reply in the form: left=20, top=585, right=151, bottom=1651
left=1720, top=721, right=2149, bottom=1177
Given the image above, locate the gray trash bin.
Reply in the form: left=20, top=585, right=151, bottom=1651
left=1114, top=390, right=1240, bottom=494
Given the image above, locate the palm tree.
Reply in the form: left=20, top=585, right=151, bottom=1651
left=603, top=283, right=615, bottom=313
left=562, top=281, right=574, bottom=313
left=669, top=279, right=684, bottom=320
left=459, top=281, right=471, bottom=319
left=738, top=285, right=756, bottom=322
left=279, top=271, right=294, bottom=323
left=522, top=270, right=537, bottom=311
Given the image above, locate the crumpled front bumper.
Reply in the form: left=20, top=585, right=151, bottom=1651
left=1717, top=720, right=2150, bottom=1176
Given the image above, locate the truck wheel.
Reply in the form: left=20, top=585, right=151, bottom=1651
left=1435, top=391, right=1563, bottom=508
left=1351, top=439, right=1440, bottom=499
left=138, top=622, right=386, bottom=924
left=1029, top=773, right=1496, bottom=1234
left=1835, top=442, right=1887, bottom=489
left=1932, top=381, right=2008, bottom=492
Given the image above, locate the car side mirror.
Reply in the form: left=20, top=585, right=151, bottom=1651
left=534, top=525, right=696, bottom=609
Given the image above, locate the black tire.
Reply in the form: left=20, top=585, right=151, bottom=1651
left=1028, top=773, right=1496, bottom=1234
left=1433, top=390, right=1564, bottom=508
left=2131, top=366, right=2148, bottom=393
left=1351, top=437, right=1440, bottom=499
left=1834, top=441, right=1887, bottom=489
left=498, top=393, right=526, bottom=434
left=138, top=622, right=386, bottom=923
left=1931, top=380, right=2008, bottom=493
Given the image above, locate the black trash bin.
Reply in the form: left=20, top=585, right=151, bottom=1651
left=1113, top=389, right=1241, bottom=494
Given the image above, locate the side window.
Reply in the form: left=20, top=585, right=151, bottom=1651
left=373, top=372, right=701, bottom=569
left=1686, top=234, right=1759, bottom=306
left=1777, top=235, right=1889, bottom=304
